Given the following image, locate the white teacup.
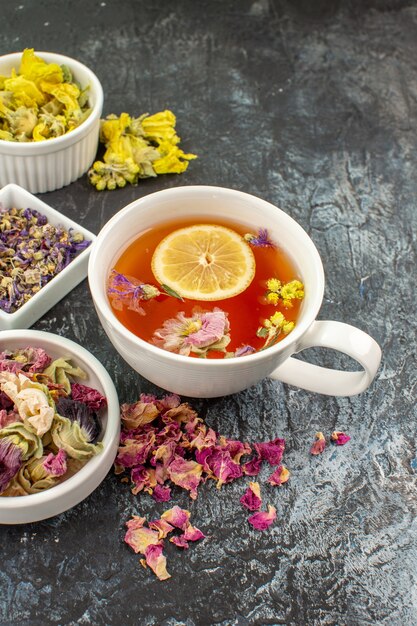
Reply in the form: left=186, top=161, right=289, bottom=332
left=88, top=186, right=381, bottom=398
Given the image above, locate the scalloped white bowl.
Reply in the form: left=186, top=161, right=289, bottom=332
left=0, top=51, right=103, bottom=193
left=0, top=330, right=120, bottom=524
left=0, top=183, right=96, bottom=329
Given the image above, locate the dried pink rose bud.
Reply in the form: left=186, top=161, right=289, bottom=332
left=330, top=431, right=351, bottom=446
left=310, top=432, right=326, bottom=455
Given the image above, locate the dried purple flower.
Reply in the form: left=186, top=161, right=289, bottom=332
left=56, top=397, right=101, bottom=443
left=243, top=228, right=275, bottom=248
left=107, top=270, right=161, bottom=315
left=234, top=345, right=256, bottom=358
left=0, top=438, right=23, bottom=493
left=0, top=206, right=91, bottom=314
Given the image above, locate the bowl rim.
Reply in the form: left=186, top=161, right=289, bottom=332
left=88, top=184, right=325, bottom=367
left=0, top=329, right=120, bottom=511
left=0, top=51, right=104, bottom=153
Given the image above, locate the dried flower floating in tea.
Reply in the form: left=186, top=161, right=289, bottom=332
left=0, top=206, right=91, bottom=314
left=244, top=228, right=275, bottom=248
left=0, top=347, right=106, bottom=496
left=108, top=220, right=305, bottom=358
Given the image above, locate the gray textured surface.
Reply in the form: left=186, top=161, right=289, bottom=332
left=0, top=1, right=416, bottom=625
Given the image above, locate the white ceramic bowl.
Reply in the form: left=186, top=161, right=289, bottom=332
left=0, top=51, right=103, bottom=193
left=0, top=183, right=96, bottom=330
left=0, top=329, right=120, bottom=524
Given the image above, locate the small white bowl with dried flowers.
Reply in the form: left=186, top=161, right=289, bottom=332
left=0, top=48, right=103, bottom=193
left=0, top=329, right=120, bottom=524
left=0, top=183, right=96, bottom=330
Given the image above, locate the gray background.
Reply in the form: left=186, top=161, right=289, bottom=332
left=0, top=1, right=416, bottom=625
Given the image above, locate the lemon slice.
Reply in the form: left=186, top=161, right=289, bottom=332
left=151, top=224, right=256, bottom=301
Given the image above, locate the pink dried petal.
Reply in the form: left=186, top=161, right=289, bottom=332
left=170, top=535, right=189, bottom=549
left=125, top=515, right=146, bottom=530
left=144, top=544, right=171, bottom=581
left=162, top=403, right=199, bottom=425
left=187, top=425, right=217, bottom=451
left=242, top=456, right=262, bottom=476
left=240, top=481, right=262, bottom=511
left=310, top=432, right=326, bottom=455
left=167, top=457, right=203, bottom=499
left=331, top=431, right=351, bottom=446
left=155, top=423, right=182, bottom=445
left=149, top=518, right=175, bottom=539
left=0, top=408, right=21, bottom=428
left=152, top=441, right=177, bottom=467
left=152, top=484, right=172, bottom=502
left=161, top=506, right=191, bottom=530
left=248, top=505, right=277, bottom=531
left=184, top=310, right=228, bottom=348
left=116, top=433, right=156, bottom=468
left=218, top=436, right=252, bottom=463
left=183, top=524, right=206, bottom=542
left=71, top=383, right=107, bottom=411
left=253, top=438, right=285, bottom=465
left=194, top=447, right=213, bottom=472
left=121, top=401, right=160, bottom=429
left=130, top=465, right=157, bottom=495
left=124, top=523, right=161, bottom=554
left=43, top=448, right=67, bottom=477
left=205, top=448, right=243, bottom=488
left=28, top=348, right=51, bottom=372
left=156, top=394, right=181, bottom=411
left=268, top=465, right=290, bottom=486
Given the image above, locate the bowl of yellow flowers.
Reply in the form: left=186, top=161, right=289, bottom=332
left=0, top=49, right=103, bottom=193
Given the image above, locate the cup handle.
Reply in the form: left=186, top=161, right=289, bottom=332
left=269, top=320, right=382, bottom=396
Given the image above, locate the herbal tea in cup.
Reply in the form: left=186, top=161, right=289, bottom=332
left=89, top=185, right=381, bottom=398
left=107, top=218, right=305, bottom=359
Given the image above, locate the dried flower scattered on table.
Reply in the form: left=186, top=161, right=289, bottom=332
left=116, top=393, right=288, bottom=503
left=310, top=432, right=326, bottom=456
left=240, top=481, right=262, bottom=511
left=0, top=48, right=91, bottom=142
left=248, top=505, right=277, bottom=531
left=88, top=110, right=197, bottom=190
left=125, top=507, right=205, bottom=581
left=0, top=206, right=91, bottom=314
left=267, top=465, right=290, bottom=486
left=331, top=431, right=351, bottom=446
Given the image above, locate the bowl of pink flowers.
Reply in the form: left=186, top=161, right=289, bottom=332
left=0, top=329, right=119, bottom=524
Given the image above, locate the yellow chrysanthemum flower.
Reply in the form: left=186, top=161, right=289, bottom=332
left=266, top=278, right=281, bottom=292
